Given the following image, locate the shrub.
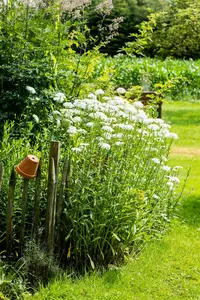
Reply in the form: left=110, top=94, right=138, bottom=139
left=0, top=88, right=181, bottom=272
left=45, top=89, right=181, bottom=269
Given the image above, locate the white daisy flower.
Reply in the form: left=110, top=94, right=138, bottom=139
left=67, top=126, right=77, bottom=135
left=95, top=89, right=105, bottom=95
left=73, top=116, right=82, bottom=123
left=152, top=158, right=160, bottom=164
left=33, top=114, right=39, bottom=123
left=133, top=101, right=144, bottom=109
left=26, top=86, right=36, bottom=94
left=161, top=166, right=171, bottom=172
left=116, top=87, right=126, bottom=94
left=102, top=125, right=114, bottom=133
left=54, top=92, right=66, bottom=103
left=99, top=142, right=111, bottom=151
left=63, top=102, right=74, bottom=108
left=71, top=147, right=82, bottom=153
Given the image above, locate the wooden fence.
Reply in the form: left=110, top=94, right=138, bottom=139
left=0, top=141, right=71, bottom=259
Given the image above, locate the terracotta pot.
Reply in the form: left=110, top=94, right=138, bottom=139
left=16, top=155, right=40, bottom=179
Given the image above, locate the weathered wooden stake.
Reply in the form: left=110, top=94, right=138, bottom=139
left=6, top=167, right=16, bottom=257
left=45, top=158, right=56, bottom=253
left=20, top=178, right=29, bottom=255
left=56, top=157, right=70, bottom=251
left=33, top=160, right=41, bottom=238
left=0, top=161, right=4, bottom=192
left=45, top=141, right=60, bottom=252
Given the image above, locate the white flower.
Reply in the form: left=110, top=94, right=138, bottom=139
left=113, top=133, right=123, bottom=139
left=167, top=176, right=180, bottom=184
left=73, top=109, right=82, bottom=115
left=102, top=125, right=114, bottom=133
left=124, top=104, right=137, bottom=114
left=56, top=119, right=61, bottom=127
left=166, top=181, right=174, bottom=190
left=116, top=87, right=126, bottom=94
left=52, top=110, right=61, bottom=116
left=77, top=129, right=87, bottom=134
left=153, top=118, right=164, bottom=125
left=152, top=194, right=159, bottom=199
left=103, top=96, right=112, bottom=101
left=133, top=101, right=144, bottom=109
left=143, top=118, right=154, bottom=125
left=152, top=158, right=160, bottom=164
left=116, top=141, right=124, bottom=146
left=166, top=132, right=178, bottom=140
left=161, top=123, right=171, bottom=129
left=110, top=96, right=124, bottom=105
left=135, top=111, right=148, bottom=122
left=80, top=143, right=89, bottom=148
left=74, top=101, right=87, bottom=110
left=173, top=166, right=183, bottom=170
left=71, top=147, right=82, bottom=153
left=88, top=93, right=97, bottom=100
left=91, top=112, right=108, bottom=121
left=161, top=166, right=171, bottom=172
left=114, top=124, right=134, bottom=130
left=86, top=122, right=94, bottom=127
left=26, top=86, right=36, bottom=94
left=104, top=133, right=112, bottom=140
left=67, top=126, right=77, bottom=135
left=32, top=114, right=39, bottom=123
left=63, top=102, right=74, bottom=108
left=95, top=89, right=105, bottom=95
left=54, top=92, right=66, bottom=103
left=73, top=116, right=82, bottom=123
left=99, top=142, right=111, bottom=151
left=148, top=124, right=160, bottom=131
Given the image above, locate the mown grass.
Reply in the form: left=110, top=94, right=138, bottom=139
left=26, top=101, right=200, bottom=300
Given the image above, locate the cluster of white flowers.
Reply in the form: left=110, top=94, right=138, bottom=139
left=49, top=88, right=180, bottom=192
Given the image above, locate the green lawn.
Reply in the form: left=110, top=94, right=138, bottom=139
left=26, top=101, right=200, bottom=300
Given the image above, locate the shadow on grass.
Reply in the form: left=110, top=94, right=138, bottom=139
left=163, top=110, right=200, bottom=126
left=178, top=194, right=200, bottom=227
left=103, top=269, right=122, bottom=287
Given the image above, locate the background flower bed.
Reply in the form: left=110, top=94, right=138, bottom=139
left=0, top=89, right=181, bottom=273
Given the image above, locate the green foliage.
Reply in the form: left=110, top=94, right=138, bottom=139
left=86, top=0, right=165, bottom=55
left=95, top=56, right=200, bottom=100
left=19, top=241, right=61, bottom=289
left=124, top=0, right=200, bottom=59
left=23, top=101, right=200, bottom=300
left=0, top=89, right=181, bottom=271
left=0, top=0, right=112, bottom=128
left=0, top=260, right=27, bottom=300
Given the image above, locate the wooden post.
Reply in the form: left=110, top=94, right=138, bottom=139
left=50, top=141, right=60, bottom=247
left=6, top=167, right=16, bottom=257
left=33, top=160, right=41, bottom=238
left=20, top=178, right=29, bottom=255
left=0, top=161, right=4, bottom=192
left=56, top=157, right=71, bottom=252
left=45, top=158, right=56, bottom=253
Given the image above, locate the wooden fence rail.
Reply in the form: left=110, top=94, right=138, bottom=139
left=0, top=141, right=70, bottom=259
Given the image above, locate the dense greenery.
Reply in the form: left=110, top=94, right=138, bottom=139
left=24, top=102, right=200, bottom=299
left=127, top=0, right=200, bottom=59
left=86, top=0, right=165, bottom=55
left=95, top=56, right=200, bottom=100
left=0, top=0, right=196, bottom=298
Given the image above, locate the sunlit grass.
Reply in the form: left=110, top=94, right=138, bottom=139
left=163, top=101, right=200, bottom=148
left=27, top=101, right=200, bottom=300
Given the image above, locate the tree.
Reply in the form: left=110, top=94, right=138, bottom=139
left=126, top=0, right=200, bottom=59
left=86, top=0, right=166, bottom=55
